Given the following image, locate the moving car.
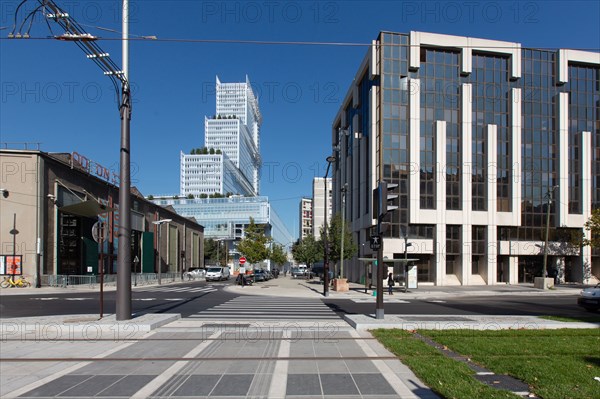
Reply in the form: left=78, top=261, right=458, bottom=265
left=184, top=268, right=205, bottom=280
left=205, top=266, right=231, bottom=282
left=577, top=283, right=600, bottom=312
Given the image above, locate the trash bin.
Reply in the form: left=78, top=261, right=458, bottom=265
left=372, top=290, right=377, bottom=297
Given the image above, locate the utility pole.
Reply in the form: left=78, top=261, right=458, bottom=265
left=116, top=0, right=132, bottom=320
left=323, top=155, right=336, bottom=297
left=10, top=0, right=135, bottom=320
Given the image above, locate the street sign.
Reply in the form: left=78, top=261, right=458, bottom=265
left=370, top=235, right=381, bottom=250
left=239, top=257, right=246, bottom=265
left=92, top=221, right=106, bottom=243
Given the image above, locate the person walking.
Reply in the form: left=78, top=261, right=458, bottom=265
left=387, top=272, right=395, bottom=295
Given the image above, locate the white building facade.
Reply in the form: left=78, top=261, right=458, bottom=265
left=180, top=152, right=254, bottom=197
left=299, top=197, right=313, bottom=240
left=312, top=177, right=332, bottom=240
left=180, top=76, right=262, bottom=197
left=332, top=30, right=599, bottom=286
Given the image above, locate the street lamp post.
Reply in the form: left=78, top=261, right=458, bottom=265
left=323, top=155, right=336, bottom=297
left=339, top=183, right=348, bottom=279
left=542, top=185, right=559, bottom=289
left=153, top=219, right=172, bottom=285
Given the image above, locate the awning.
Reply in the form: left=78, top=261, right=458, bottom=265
left=59, top=200, right=114, bottom=218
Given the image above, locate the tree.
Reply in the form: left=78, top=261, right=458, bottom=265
left=187, top=194, right=194, bottom=199
left=291, top=235, right=322, bottom=266
left=204, top=238, right=227, bottom=265
left=322, top=213, right=358, bottom=274
left=147, top=194, right=154, bottom=200
left=190, top=148, right=196, bottom=155
left=270, top=244, right=288, bottom=268
left=237, top=217, right=272, bottom=265
left=583, top=208, right=600, bottom=248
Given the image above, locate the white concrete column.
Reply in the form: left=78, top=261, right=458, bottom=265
left=557, top=92, right=569, bottom=226
left=461, top=83, right=473, bottom=215
left=581, top=131, right=592, bottom=283
left=436, top=223, right=446, bottom=286
left=487, top=124, right=498, bottom=285
left=409, top=79, right=421, bottom=224
left=510, top=88, right=522, bottom=224
left=436, top=121, right=449, bottom=285
left=508, top=256, right=519, bottom=285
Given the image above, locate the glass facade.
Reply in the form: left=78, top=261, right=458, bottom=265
left=152, top=196, right=293, bottom=249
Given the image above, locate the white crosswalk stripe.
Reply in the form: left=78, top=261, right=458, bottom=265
left=189, top=296, right=341, bottom=320
left=134, top=285, right=217, bottom=294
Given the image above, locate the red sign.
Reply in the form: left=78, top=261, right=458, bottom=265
left=239, top=257, right=246, bottom=264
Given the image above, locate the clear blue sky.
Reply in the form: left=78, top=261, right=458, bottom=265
left=1, top=1, right=599, bottom=238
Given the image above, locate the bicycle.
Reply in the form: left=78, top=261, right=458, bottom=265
left=0, top=275, right=31, bottom=288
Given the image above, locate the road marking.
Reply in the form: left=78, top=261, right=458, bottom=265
left=65, top=298, right=91, bottom=301
left=268, top=328, right=290, bottom=398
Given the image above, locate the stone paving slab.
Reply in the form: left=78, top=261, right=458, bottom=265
left=345, top=314, right=600, bottom=331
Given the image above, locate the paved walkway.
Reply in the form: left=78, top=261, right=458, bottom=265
left=0, top=277, right=597, bottom=398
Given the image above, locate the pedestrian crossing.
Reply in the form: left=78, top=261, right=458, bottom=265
left=189, top=296, right=341, bottom=321
left=133, top=285, right=217, bottom=294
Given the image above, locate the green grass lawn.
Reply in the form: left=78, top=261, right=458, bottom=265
left=372, top=328, right=600, bottom=399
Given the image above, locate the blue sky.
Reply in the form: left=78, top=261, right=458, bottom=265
left=1, top=0, right=599, bottom=238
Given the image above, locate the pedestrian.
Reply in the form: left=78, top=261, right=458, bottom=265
left=387, top=272, right=395, bottom=295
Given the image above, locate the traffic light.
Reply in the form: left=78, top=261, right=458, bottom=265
left=378, top=181, right=398, bottom=218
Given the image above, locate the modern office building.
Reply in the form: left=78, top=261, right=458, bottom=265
left=150, top=196, right=294, bottom=269
left=299, top=198, right=313, bottom=240
left=312, top=177, right=332, bottom=240
left=157, top=76, right=292, bottom=268
left=331, top=30, right=599, bottom=286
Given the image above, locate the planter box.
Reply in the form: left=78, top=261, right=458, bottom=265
left=534, top=277, right=555, bottom=289
left=333, top=278, right=349, bottom=292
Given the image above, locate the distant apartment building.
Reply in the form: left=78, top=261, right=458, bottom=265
left=299, top=197, right=313, bottom=240
left=312, top=177, right=332, bottom=240
left=331, top=30, right=599, bottom=286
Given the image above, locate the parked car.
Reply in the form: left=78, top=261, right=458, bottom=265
left=205, top=266, right=231, bottom=281
left=577, top=283, right=600, bottom=312
left=253, top=270, right=268, bottom=282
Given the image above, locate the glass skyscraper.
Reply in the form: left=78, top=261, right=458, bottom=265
left=332, top=30, right=599, bottom=286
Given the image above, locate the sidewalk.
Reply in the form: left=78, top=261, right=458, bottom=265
left=1, top=277, right=597, bottom=398
left=223, top=274, right=584, bottom=299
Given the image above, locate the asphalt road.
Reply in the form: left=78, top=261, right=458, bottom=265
left=0, top=280, right=588, bottom=319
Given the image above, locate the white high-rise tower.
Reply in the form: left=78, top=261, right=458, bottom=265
left=181, top=76, right=262, bottom=197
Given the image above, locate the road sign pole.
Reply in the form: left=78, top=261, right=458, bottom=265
left=376, top=217, right=384, bottom=319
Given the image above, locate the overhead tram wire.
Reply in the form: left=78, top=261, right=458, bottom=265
left=4, top=33, right=599, bottom=53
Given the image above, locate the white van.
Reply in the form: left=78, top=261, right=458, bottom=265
left=205, top=266, right=231, bottom=281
